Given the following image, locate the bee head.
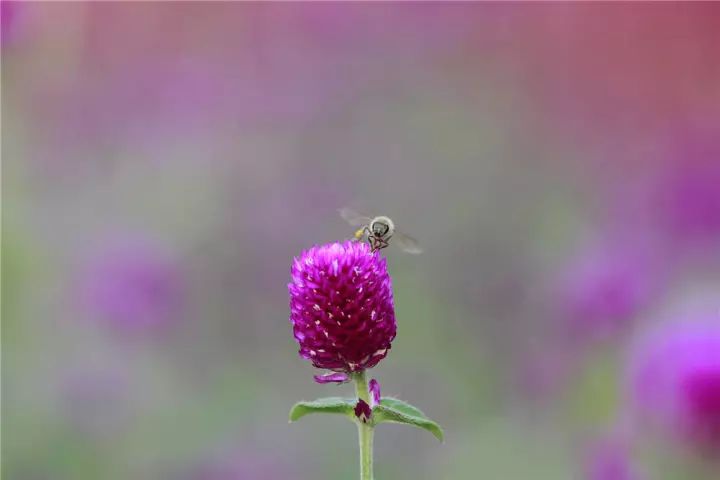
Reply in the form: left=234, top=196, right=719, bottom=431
left=370, top=217, right=394, bottom=238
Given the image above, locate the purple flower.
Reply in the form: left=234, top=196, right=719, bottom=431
left=288, top=241, right=396, bottom=375
left=627, top=316, right=720, bottom=454
left=77, top=236, right=185, bottom=333
left=556, top=241, right=662, bottom=344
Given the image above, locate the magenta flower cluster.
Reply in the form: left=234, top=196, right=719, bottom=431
left=288, top=241, right=396, bottom=379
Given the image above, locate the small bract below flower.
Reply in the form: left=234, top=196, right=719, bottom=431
left=354, top=379, right=381, bottom=423
left=369, top=379, right=381, bottom=407
left=354, top=399, right=372, bottom=424
left=313, top=372, right=349, bottom=384
left=288, top=240, right=396, bottom=378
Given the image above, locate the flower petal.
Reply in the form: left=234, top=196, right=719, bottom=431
left=313, top=372, right=350, bottom=384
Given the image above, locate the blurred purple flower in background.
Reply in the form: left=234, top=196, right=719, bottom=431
left=627, top=316, right=720, bottom=455
left=584, top=437, right=641, bottom=480
left=77, top=235, right=186, bottom=334
left=655, top=159, right=720, bottom=248
left=1, top=0, right=21, bottom=45
left=288, top=241, right=396, bottom=377
left=556, top=241, right=663, bottom=345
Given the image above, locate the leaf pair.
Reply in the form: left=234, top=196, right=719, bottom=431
left=289, top=396, right=444, bottom=442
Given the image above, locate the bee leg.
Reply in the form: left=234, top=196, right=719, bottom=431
left=364, top=228, right=376, bottom=249
left=376, top=238, right=389, bottom=251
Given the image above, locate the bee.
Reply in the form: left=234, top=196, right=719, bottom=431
left=339, top=208, right=422, bottom=254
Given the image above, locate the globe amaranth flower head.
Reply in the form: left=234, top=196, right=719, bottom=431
left=289, top=240, right=396, bottom=382
left=627, top=315, right=720, bottom=455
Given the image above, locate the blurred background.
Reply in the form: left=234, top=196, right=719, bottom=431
left=3, top=3, right=720, bottom=479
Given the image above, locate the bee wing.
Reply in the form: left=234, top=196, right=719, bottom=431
left=393, top=230, right=423, bottom=254
left=339, top=207, right=373, bottom=227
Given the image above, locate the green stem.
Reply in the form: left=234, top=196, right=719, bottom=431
left=353, top=371, right=374, bottom=480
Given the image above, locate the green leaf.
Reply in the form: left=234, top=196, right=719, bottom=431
left=288, top=397, right=356, bottom=422
left=379, top=397, right=428, bottom=418
left=374, top=397, right=444, bottom=442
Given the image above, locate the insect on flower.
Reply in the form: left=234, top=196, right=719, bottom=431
left=339, top=207, right=422, bottom=254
